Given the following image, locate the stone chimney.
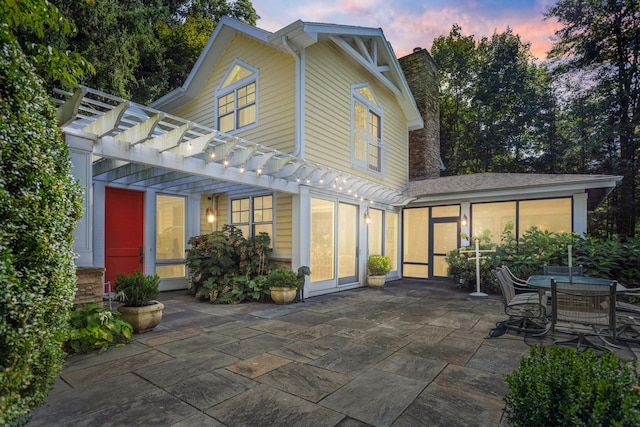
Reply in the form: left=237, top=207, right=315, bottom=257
left=399, top=47, right=441, bottom=180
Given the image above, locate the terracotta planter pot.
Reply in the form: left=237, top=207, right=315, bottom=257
left=270, top=287, right=297, bottom=304
left=117, top=301, right=164, bottom=333
left=368, top=275, right=386, bottom=288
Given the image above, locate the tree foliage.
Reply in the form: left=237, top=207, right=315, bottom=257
left=432, top=25, right=553, bottom=175
left=546, top=0, right=640, bottom=237
left=0, top=1, right=83, bottom=423
left=37, top=0, right=259, bottom=104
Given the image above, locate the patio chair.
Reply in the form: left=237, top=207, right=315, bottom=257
left=550, top=278, right=618, bottom=352
left=491, top=268, right=549, bottom=335
left=615, top=287, right=640, bottom=343
left=543, top=264, right=584, bottom=276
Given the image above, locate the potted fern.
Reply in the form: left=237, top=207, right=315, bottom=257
left=367, top=255, right=391, bottom=288
left=115, top=270, right=164, bottom=333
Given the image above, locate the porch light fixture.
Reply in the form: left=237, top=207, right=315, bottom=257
left=206, top=207, right=215, bottom=224
left=461, top=214, right=468, bottom=227
left=364, top=211, right=371, bottom=224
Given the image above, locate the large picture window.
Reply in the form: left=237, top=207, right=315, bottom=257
left=216, top=61, right=257, bottom=133
left=352, top=84, right=382, bottom=172
left=471, top=198, right=572, bottom=244
left=231, top=194, right=273, bottom=239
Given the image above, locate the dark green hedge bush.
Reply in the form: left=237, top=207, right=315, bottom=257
left=505, top=346, right=640, bottom=426
left=0, top=30, right=82, bottom=424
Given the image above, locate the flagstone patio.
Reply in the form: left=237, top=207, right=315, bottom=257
left=29, top=279, right=640, bottom=426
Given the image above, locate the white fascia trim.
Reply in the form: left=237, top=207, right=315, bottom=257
left=151, top=16, right=272, bottom=111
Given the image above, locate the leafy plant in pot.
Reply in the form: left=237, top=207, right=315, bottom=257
left=367, top=255, right=391, bottom=288
left=115, top=270, right=164, bottom=333
left=266, top=267, right=299, bottom=304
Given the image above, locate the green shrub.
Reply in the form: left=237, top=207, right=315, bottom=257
left=265, top=268, right=299, bottom=289
left=505, top=345, right=640, bottom=426
left=0, top=30, right=83, bottom=424
left=446, top=223, right=640, bottom=295
left=185, top=225, right=272, bottom=303
left=115, top=270, right=160, bottom=307
left=65, top=303, right=132, bottom=354
left=367, top=255, right=391, bottom=275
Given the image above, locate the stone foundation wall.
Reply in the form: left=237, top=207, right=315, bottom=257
left=270, top=258, right=292, bottom=270
left=75, top=267, right=104, bottom=306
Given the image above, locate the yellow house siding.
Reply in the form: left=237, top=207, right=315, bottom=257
left=275, top=192, right=292, bottom=257
left=169, top=34, right=296, bottom=154
left=304, top=42, right=409, bottom=190
left=199, top=194, right=228, bottom=233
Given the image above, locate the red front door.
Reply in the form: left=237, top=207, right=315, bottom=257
left=105, top=188, right=144, bottom=292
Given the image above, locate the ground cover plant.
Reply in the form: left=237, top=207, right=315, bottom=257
left=65, top=304, right=132, bottom=354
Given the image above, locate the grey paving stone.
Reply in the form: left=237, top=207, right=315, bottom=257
left=319, top=368, right=426, bottom=426
left=310, top=344, right=391, bottom=374
left=466, top=343, right=531, bottom=375
left=206, top=383, right=344, bottom=426
left=153, top=331, right=238, bottom=356
left=66, top=389, right=199, bottom=427
left=28, top=373, right=157, bottom=426
left=217, top=333, right=294, bottom=359
left=258, top=361, right=352, bottom=402
left=61, top=350, right=173, bottom=387
left=434, top=364, right=509, bottom=403
left=392, top=381, right=504, bottom=427
left=268, top=340, right=332, bottom=362
left=287, top=324, right=340, bottom=341
left=165, top=369, right=256, bottom=410
left=168, top=412, right=226, bottom=427
left=248, top=318, right=310, bottom=336
left=135, top=349, right=239, bottom=387
left=375, top=353, right=447, bottom=382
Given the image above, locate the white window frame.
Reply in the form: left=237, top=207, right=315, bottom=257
left=215, top=60, right=259, bottom=133
left=351, top=83, right=383, bottom=173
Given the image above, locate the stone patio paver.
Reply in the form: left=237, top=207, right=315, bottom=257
left=28, top=279, right=640, bottom=427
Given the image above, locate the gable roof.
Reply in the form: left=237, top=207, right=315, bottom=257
left=407, top=173, right=622, bottom=210
left=151, top=16, right=422, bottom=129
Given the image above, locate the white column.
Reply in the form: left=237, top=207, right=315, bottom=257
left=572, top=192, right=588, bottom=236
left=67, top=133, right=94, bottom=267
left=293, top=187, right=311, bottom=271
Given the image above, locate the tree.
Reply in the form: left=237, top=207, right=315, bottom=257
left=546, top=0, right=640, bottom=237
left=431, top=25, right=552, bottom=175
left=0, top=0, right=84, bottom=423
left=44, top=0, right=259, bottom=104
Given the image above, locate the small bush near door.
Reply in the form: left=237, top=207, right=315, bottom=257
left=185, top=225, right=273, bottom=303
left=504, top=345, right=640, bottom=426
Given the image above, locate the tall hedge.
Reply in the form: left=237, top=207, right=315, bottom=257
left=0, top=28, right=82, bottom=425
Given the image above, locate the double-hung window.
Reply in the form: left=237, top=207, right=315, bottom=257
left=231, top=194, right=273, bottom=240
left=216, top=61, right=257, bottom=133
left=352, top=84, right=382, bottom=172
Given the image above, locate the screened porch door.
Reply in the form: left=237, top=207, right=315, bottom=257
left=308, top=199, right=359, bottom=295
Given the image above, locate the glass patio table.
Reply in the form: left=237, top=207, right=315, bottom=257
left=526, top=275, right=627, bottom=292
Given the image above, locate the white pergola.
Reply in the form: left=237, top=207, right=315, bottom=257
left=55, top=86, right=415, bottom=205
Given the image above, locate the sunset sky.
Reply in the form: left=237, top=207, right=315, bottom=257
left=250, top=0, right=562, bottom=60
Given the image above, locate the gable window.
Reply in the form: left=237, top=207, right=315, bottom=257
left=231, top=194, right=273, bottom=240
left=352, top=84, right=382, bottom=172
left=216, top=61, right=257, bottom=133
